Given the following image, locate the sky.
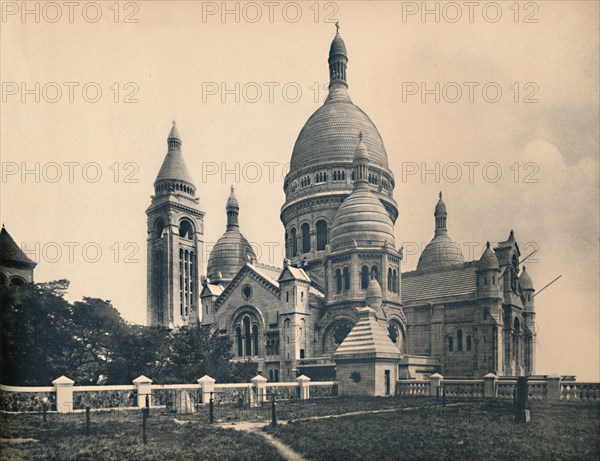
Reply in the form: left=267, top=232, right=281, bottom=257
left=1, top=1, right=598, bottom=380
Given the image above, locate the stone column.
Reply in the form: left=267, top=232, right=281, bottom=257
left=546, top=374, right=562, bottom=401
left=198, top=375, right=216, bottom=404
left=296, top=375, right=311, bottom=400
left=429, top=373, right=443, bottom=397
left=52, top=375, right=74, bottom=413
left=483, top=373, right=498, bottom=398
left=251, top=375, right=268, bottom=403
left=133, top=375, right=153, bottom=407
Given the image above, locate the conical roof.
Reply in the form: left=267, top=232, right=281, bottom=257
left=479, top=242, right=499, bottom=270
left=155, top=122, right=195, bottom=186
left=0, top=226, right=36, bottom=267
left=333, top=307, right=401, bottom=359
left=519, top=266, right=534, bottom=290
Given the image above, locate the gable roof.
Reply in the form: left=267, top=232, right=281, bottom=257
left=200, top=283, right=224, bottom=298
left=278, top=265, right=311, bottom=283
left=214, top=263, right=280, bottom=308
left=402, top=262, right=478, bottom=304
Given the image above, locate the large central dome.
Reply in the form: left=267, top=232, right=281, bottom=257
left=290, top=97, right=389, bottom=170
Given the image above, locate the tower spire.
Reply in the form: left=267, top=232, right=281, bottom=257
left=168, top=120, right=181, bottom=150
left=226, top=185, right=240, bottom=230
left=352, top=132, right=369, bottom=189
left=434, top=192, right=448, bottom=235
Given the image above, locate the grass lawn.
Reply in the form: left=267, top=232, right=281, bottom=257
left=267, top=399, right=600, bottom=461
left=0, top=410, right=285, bottom=461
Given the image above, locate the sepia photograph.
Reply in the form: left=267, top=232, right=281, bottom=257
left=0, top=1, right=599, bottom=459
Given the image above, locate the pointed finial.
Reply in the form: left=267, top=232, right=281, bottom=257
left=230, top=185, right=234, bottom=193
left=172, top=120, right=176, bottom=125
left=439, top=191, right=443, bottom=200
left=358, top=131, right=363, bottom=141
left=335, top=21, right=340, bottom=35
left=486, top=241, right=490, bottom=249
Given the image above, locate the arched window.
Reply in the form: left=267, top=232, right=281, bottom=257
left=343, top=267, right=350, bottom=291
left=154, top=218, right=165, bottom=239
left=0, top=273, right=7, bottom=285
left=335, top=268, right=342, bottom=294
left=285, top=232, right=289, bottom=258
left=371, top=265, right=379, bottom=282
left=244, top=316, right=252, bottom=356
left=301, top=223, right=311, bottom=253
left=387, top=268, right=392, bottom=291
left=457, top=330, right=463, bottom=352
left=514, top=317, right=520, bottom=364
left=291, top=228, right=298, bottom=257
left=179, top=220, right=194, bottom=239
left=361, top=266, right=369, bottom=289
left=466, top=335, right=472, bottom=352
left=10, top=277, right=25, bottom=287
left=393, top=269, right=398, bottom=293
left=252, top=324, right=259, bottom=356
left=316, top=220, right=328, bottom=251
left=236, top=326, right=242, bottom=356
left=448, top=336, right=454, bottom=352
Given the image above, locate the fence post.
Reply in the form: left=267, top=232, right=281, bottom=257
left=85, top=405, right=91, bottom=435
left=515, top=376, right=530, bottom=423
left=271, top=393, right=277, bottom=427
left=251, top=375, right=267, bottom=404
left=52, top=375, right=74, bottom=413
left=198, top=375, right=216, bottom=405
left=133, top=375, right=153, bottom=408
left=546, top=374, right=562, bottom=401
left=483, top=373, right=498, bottom=398
left=429, top=373, right=443, bottom=397
left=142, top=407, right=148, bottom=444
left=296, top=375, right=311, bottom=400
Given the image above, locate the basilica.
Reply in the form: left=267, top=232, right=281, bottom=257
left=146, top=30, right=537, bottom=381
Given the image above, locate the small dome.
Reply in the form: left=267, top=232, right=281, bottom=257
left=417, top=234, right=464, bottom=271
left=366, top=278, right=382, bottom=300
left=519, top=266, right=534, bottom=290
left=330, top=189, right=395, bottom=250
left=479, top=242, right=499, bottom=270
left=329, top=33, right=347, bottom=59
left=206, top=230, right=256, bottom=282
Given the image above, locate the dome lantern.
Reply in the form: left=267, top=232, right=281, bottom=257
left=328, top=22, right=348, bottom=89
left=226, top=185, right=240, bottom=230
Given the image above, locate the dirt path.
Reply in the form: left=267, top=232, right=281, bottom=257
left=219, top=403, right=466, bottom=461
left=223, top=421, right=308, bottom=461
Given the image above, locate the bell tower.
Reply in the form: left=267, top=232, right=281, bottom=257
left=146, top=122, right=204, bottom=328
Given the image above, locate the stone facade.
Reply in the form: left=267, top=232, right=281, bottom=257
left=147, top=30, right=537, bottom=382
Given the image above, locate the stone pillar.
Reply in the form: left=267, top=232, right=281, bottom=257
left=198, top=375, right=216, bottom=404
left=252, top=375, right=268, bottom=403
left=483, top=373, right=498, bottom=398
left=546, top=374, right=562, bottom=401
left=429, top=373, right=443, bottom=397
left=52, top=375, right=74, bottom=413
left=296, top=375, right=311, bottom=400
left=133, top=375, right=153, bottom=407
